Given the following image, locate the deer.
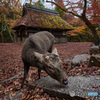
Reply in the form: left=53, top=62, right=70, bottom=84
left=21, top=31, right=68, bottom=88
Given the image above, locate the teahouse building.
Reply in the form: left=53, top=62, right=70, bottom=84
left=12, top=3, right=73, bottom=43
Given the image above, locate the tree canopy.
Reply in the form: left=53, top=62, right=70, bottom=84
left=0, top=0, right=22, bottom=42
left=1, top=0, right=100, bottom=44
left=47, top=0, right=100, bottom=45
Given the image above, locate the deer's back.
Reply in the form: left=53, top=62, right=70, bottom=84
left=22, top=31, right=55, bottom=65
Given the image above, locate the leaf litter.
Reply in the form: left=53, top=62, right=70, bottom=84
left=0, top=43, right=99, bottom=99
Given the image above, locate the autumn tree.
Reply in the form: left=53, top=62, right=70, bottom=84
left=26, top=0, right=45, bottom=7
left=47, top=0, right=100, bottom=45
left=0, top=0, right=22, bottom=42
left=0, top=4, right=8, bottom=42
left=34, top=0, right=45, bottom=7
left=90, top=0, right=100, bottom=24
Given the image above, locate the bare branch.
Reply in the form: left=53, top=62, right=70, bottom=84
left=82, top=0, right=87, bottom=16
left=68, top=11, right=82, bottom=18
left=46, top=0, right=81, bottom=18
left=46, top=1, right=66, bottom=12
left=92, top=16, right=100, bottom=17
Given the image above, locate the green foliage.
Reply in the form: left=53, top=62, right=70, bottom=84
left=34, top=0, right=45, bottom=8
left=50, top=0, right=100, bottom=45
left=55, top=6, right=64, bottom=17
left=67, top=33, right=93, bottom=42
left=0, top=0, right=22, bottom=43
left=0, top=30, right=14, bottom=43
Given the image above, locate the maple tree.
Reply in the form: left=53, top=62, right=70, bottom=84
left=0, top=0, right=22, bottom=43
left=64, top=17, right=93, bottom=42
left=90, top=0, right=100, bottom=24
left=47, top=0, right=100, bottom=45
left=67, top=26, right=93, bottom=42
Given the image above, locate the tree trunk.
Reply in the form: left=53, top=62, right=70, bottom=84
left=1, top=15, right=4, bottom=43
left=4, top=15, right=14, bottom=42
left=13, top=32, right=16, bottom=43
left=0, top=30, right=4, bottom=43
left=8, top=29, right=14, bottom=42
left=81, top=15, right=100, bottom=45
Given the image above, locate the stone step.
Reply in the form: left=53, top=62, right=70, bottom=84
left=29, top=75, right=100, bottom=100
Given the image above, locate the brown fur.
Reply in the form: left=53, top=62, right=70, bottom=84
left=21, top=31, right=67, bottom=88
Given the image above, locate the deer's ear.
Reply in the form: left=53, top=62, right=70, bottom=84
left=52, top=48, right=59, bottom=56
left=34, top=52, right=44, bottom=62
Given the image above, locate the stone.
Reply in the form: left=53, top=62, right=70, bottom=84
left=0, top=75, right=18, bottom=84
left=89, top=46, right=100, bottom=55
left=64, top=59, right=72, bottom=63
left=71, top=54, right=90, bottom=68
left=29, top=75, right=100, bottom=100
left=89, top=54, right=100, bottom=67
left=63, top=59, right=72, bottom=70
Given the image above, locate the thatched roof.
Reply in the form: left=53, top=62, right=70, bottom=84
left=12, top=3, right=73, bottom=30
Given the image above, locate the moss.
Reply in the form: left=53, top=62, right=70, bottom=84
left=13, top=8, right=73, bottom=30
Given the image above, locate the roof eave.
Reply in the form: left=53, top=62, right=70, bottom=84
left=13, top=25, right=73, bottom=31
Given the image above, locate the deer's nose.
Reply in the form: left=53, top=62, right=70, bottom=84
left=63, top=79, right=68, bottom=85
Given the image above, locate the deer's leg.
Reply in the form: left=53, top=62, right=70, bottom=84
left=21, top=63, right=30, bottom=89
left=38, top=69, right=41, bottom=79
left=48, top=45, right=53, bottom=53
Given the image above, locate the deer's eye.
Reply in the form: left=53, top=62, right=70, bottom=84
left=49, top=57, right=53, bottom=61
left=48, top=66, right=52, bottom=69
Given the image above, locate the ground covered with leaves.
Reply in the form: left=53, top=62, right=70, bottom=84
left=0, top=42, right=100, bottom=100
